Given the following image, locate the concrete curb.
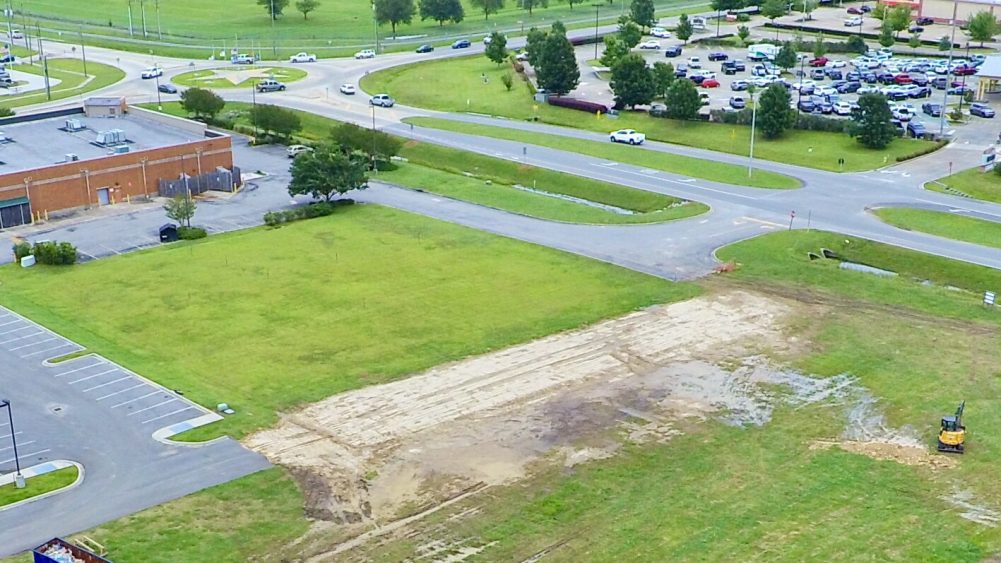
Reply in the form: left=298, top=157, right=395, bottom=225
left=0, top=460, right=84, bottom=512
left=152, top=412, right=226, bottom=447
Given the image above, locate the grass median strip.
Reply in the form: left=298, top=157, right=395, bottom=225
left=0, top=466, right=78, bottom=508
left=406, top=116, right=801, bottom=190
left=927, top=167, right=1001, bottom=204
left=6, top=58, right=125, bottom=108
left=873, top=207, right=1001, bottom=251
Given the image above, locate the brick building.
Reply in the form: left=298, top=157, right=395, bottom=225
left=0, top=102, right=236, bottom=229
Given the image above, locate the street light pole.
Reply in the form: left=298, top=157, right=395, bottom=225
left=748, top=87, right=758, bottom=178
left=270, top=0, right=277, bottom=58
left=154, top=73, right=162, bottom=109
left=1, top=400, right=24, bottom=488
left=797, top=57, right=805, bottom=111
left=79, top=28, right=88, bottom=77
left=373, top=2, right=379, bottom=53
left=938, top=0, right=959, bottom=137
left=593, top=4, right=600, bottom=60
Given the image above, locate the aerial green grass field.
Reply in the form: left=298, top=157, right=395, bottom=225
left=3, top=58, right=124, bottom=108
left=141, top=101, right=706, bottom=224
left=407, top=116, right=801, bottom=189
left=0, top=467, right=78, bottom=508
left=0, top=205, right=695, bottom=441
left=928, top=167, right=1001, bottom=204
left=362, top=55, right=940, bottom=172
left=171, top=66, right=307, bottom=89
left=873, top=207, right=1001, bottom=251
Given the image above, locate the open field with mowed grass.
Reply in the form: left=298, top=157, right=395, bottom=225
left=407, top=116, right=800, bottom=189
left=0, top=205, right=695, bottom=442
left=3, top=58, right=124, bottom=108
left=0, top=467, right=78, bottom=508
left=171, top=66, right=307, bottom=89
left=929, top=167, right=1001, bottom=204
left=874, top=207, right=1001, bottom=251
left=361, top=55, right=939, bottom=172
left=141, top=101, right=706, bottom=224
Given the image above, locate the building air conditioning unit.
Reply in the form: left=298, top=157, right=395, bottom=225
left=65, top=153, right=79, bottom=162
left=112, top=145, right=129, bottom=154
left=65, top=119, right=84, bottom=131
left=95, top=129, right=126, bottom=145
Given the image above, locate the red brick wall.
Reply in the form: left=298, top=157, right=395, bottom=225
left=0, top=136, right=233, bottom=214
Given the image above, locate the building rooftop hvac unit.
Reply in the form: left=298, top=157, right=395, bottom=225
left=65, top=118, right=85, bottom=132
left=95, top=129, right=125, bottom=146
left=112, top=145, right=129, bottom=154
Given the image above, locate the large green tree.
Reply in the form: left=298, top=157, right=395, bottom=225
left=630, top=0, right=656, bottom=30
left=652, top=61, right=675, bottom=98
left=470, top=0, right=505, bottom=19
left=289, top=146, right=369, bottom=202
left=761, top=0, right=786, bottom=38
left=525, top=27, right=547, bottom=63
left=330, top=122, right=403, bottom=166
left=775, top=41, right=797, bottom=71
left=257, top=0, right=290, bottom=19
left=536, top=22, right=580, bottom=95
left=485, top=31, right=508, bottom=64
left=295, top=0, right=319, bottom=19
left=520, top=0, right=548, bottom=15
left=180, top=87, right=225, bottom=121
left=676, top=14, right=693, bottom=44
left=757, top=82, right=795, bottom=139
left=375, top=0, right=416, bottom=38
left=618, top=16, right=643, bottom=48
left=250, top=104, right=303, bottom=141
left=851, top=93, right=896, bottom=149
left=599, top=36, right=630, bottom=67
left=878, top=22, right=895, bottom=48
left=419, top=0, right=464, bottom=25
left=610, top=53, right=655, bottom=109
left=665, top=78, right=701, bottom=120
left=886, top=5, right=911, bottom=38
left=968, top=11, right=1001, bottom=47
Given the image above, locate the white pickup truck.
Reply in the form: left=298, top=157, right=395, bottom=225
left=609, top=129, right=646, bottom=145
left=289, top=52, right=317, bottom=63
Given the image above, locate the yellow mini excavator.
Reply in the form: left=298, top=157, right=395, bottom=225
left=938, top=401, right=966, bottom=454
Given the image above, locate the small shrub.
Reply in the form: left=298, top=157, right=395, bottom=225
left=31, top=241, right=77, bottom=265
left=736, top=13, right=751, bottom=22
left=501, top=72, right=514, bottom=91
left=894, top=140, right=948, bottom=162
left=0, top=106, right=14, bottom=118
left=512, top=61, right=525, bottom=74
left=262, top=200, right=354, bottom=227
left=12, top=241, right=31, bottom=261
left=178, top=226, right=207, bottom=240
left=993, top=163, right=1001, bottom=177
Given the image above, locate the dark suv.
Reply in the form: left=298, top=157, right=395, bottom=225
left=665, top=45, right=682, bottom=57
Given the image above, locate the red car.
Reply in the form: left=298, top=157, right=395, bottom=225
left=846, top=6, right=861, bottom=14
left=952, top=65, right=976, bottom=76
left=702, top=78, right=720, bottom=88
left=894, top=73, right=913, bottom=84
left=808, top=57, right=829, bottom=67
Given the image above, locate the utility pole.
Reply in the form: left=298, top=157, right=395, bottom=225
left=4, top=0, right=13, bottom=50
left=747, top=86, right=757, bottom=178
left=155, top=0, right=161, bottom=40
left=938, top=0, right=958, bottom=137
left=271, top=0, right=277, bottom=58
left=140, top=0, right=147, bottom=38
left=593, top=4, right=600, bottom=60
left=373, top=1, right=379, bottom=53
left=79, top=28, right=88, bottom=77
left=154, top=73, right=162, bottom=109
left=127, top=0, right=134, bottom=37
left=36, top=23, right=49, bottom=100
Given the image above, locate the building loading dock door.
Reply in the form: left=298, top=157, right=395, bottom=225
left=97, top=188, right=110, bottom=206
left=0, top=197, right=30, bottom=229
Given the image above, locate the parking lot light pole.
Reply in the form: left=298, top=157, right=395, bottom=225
left=938, top=0, right=958, bottom=137
left=748, top=87, right=758, bottom=178
left=154, top=73, right=162, bottom=109
left=797, top=57, right=805, bottom=111
left=0, top=400, right=24, bottom=488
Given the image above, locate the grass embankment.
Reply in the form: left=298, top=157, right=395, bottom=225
left=361, top=55, right=939, bottom=172
left=0, top=467, right=78, bottom=508
left=874, top=207, right=1001, bottom=251
left=928, top=167, right=1001, bottom=204
left=4, top=58, right=124, bottom=108
left=171, top=66, right=307, bottom=89
left=405, top=116, right=800, bottom=189
left=0, top=205, right=696, bottom=441
left=141, top=101, right=706, bottom=224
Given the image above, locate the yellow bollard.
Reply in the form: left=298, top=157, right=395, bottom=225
left=44, top=210, right=49, bottom=221
left=126, top=194, right=131, bottom=204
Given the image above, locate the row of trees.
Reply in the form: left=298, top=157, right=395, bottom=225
left=257, top=0, right=321, bottom=20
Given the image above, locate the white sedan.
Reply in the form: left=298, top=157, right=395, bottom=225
left=140, top=67, right=163, bottom=79
left=339, top=83, right=356, bottom=95
left=287, top=145, right=313, bottom=158
left=354, top=49, right=376, bottom=59
left=844, top=16, right=863, bottom=26
left=609, top=129, right=646, bottom=145
left=289, top=52, right=317, bottom=63
left=825, top=60, right=847, bottom=68
left=639, top=40, right=661, bottom=49
left=651, top=27, right=671, bottom=38
left=833, top=101, right=853, bottom=115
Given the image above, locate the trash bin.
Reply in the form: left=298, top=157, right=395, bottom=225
left=159, top=223, right=179, bottom=243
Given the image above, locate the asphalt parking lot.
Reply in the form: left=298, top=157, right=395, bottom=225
left=0, top=305, right=270, bottom=556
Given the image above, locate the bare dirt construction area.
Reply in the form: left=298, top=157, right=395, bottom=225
left=246, top=290, right=953, bottom=560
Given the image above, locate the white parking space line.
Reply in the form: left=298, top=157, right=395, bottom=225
left=0, top=432, right=22, bottom=440
left=0, top=449, right=50, bottom=465
left=0, top=440, right=35, bottom=453
left=0, top=320, right=21, bottom=328
left=95, top=383, right=145, bottom=401
left=111, top=390, right=160, bottom=408
left=53, top=360, right=106, bottom=378
left=0, top=325, right=32, bottom=336
left=0, top=331, right=44, bottom=345
left=69, top=368, right=119, bottom=385
left=82, top=375, right=132, bottom=393
left=141, top=406, right=194, bottom=425
left=127, top=398, right=176, bottom=417
left=8, top=336, right=58, bottom=351
left=21, top=342, right=76, bottom=358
